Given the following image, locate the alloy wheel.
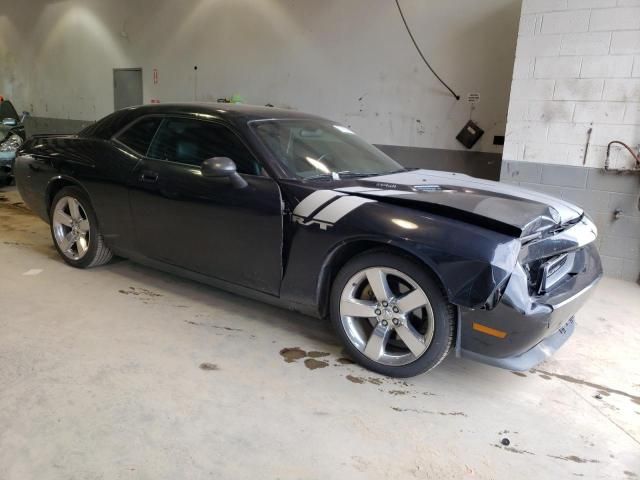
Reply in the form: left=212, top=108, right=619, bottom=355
left=52, top=196, right=91, bottom=260
left=339, top=267, right=435, bottom=366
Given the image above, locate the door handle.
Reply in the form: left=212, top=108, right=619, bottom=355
left=140, top=170, right=159, bottom=183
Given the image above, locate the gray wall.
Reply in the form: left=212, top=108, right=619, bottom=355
left=378, top=145, right=501, bottom=180
left=501, top=160, right=640, bottom=282
left=23, top=116, right=92, bottom=137
left=1, top=0, right=520, bottom=155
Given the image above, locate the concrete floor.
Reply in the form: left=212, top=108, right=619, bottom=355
left=0, top=185, right=639, bottom=480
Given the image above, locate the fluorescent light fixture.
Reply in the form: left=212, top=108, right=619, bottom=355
left=333, top=125, right=355, bottom=135
left=391, top=218, right=418, bottom=230
left=305, top=156, right=330, bottom=173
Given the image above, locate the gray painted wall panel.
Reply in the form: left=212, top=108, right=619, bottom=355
left=500, top=161, right=543, bottom=184
left=24, top=116, right=92, bottom=137
left=540, top=165, right=588, bottom=189
left=561, top=187, right=610, bottom=214
left=587, top=170, right=640, bottom=195
left=377, top=145, right=502, bottom=181
left=502, top=159, right=640, bottom=282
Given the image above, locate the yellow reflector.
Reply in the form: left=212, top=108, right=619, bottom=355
left=472, top=322, right=507, bottom=339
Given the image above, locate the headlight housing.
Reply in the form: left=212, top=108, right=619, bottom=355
left=0, top=134, right=23, bottom=153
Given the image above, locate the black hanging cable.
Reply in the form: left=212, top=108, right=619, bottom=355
left=395, top=0, right=460, bottom=101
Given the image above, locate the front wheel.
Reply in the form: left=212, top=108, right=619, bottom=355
left=50, top=186, right=113, bottom=268
left=330, top=251, right=455, bottom=377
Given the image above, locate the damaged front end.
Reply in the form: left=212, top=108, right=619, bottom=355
left=458, top=215, right=602, bottom=371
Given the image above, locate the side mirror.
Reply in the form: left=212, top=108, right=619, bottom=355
left=2, top=118, right=17, bottom=127
left=201, top=157, right=248, bottom=189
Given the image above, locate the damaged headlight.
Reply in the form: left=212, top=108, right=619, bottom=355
left=0, top=134, right=23, bottom=153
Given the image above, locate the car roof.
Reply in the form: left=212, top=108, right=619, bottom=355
left=123, top=102, right=328, bottom=124
left=80, top=102, right=334, bottom=141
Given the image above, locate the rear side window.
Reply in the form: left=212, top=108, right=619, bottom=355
left=148, top=117, right=261, bottom=175
left=115, top=117, right=163, bottom=155
left=80, top=109, right=133, bottom=139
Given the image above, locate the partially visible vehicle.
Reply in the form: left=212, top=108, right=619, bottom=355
left=0, top=98, right=27, bottom=185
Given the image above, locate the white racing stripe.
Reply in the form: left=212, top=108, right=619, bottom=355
left=313, top=196, right=377, bottom=224
left=361, top=190, right=415, bottom=196
left=334, top=186, right=381, bottom=193
left=293, top=190, right=345, bottom=218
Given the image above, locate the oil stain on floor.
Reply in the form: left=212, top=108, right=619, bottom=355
left=511, top=368, right=640, bottom=405
left=279, top=347, right=307, bottom=363
left=279, top=347, right=331, bottom=369
left=304, top=358, right=329, bottom=370
left=346, top=375, right=382, bottom=385
left=185, top=320, right=244, bottom=332
left=493, top=444, right=535, bottom=456
left=547, top=455, right=600, bottom=464
left=199, top=362, right=219, bottom=371
left=531, top=369, right=640, bottom=405
left=280, top=348, right=440, bottom=398
left=392, top=407, right=467, bottom=417
left=118, top=286, right=163, bottom=298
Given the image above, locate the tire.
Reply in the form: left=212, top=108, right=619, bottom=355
left=49, top=186, right=113, bottom=268
left=330, top=250, right=455, bottom=377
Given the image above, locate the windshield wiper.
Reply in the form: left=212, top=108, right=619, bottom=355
left=303, top=173, right=334, bottom=181
left=304, top=168, right=413, bottom=181
left=367, top=167, right=417, bottom=176
left=336, top=171, right=379, bottom=178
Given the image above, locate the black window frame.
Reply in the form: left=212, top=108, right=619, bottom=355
left=112, top=114, right=267, bottom=178
left=111, top=114, right=164, bottom=156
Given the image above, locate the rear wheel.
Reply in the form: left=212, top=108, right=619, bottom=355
left=330, top=251, right=455, bottom=377
left=50, top=186, right=113, bottom=268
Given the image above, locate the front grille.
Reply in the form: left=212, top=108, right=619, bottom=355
left=525, top=251, right=577, bottom=295
left=547, top=254, right=568, bottom=277
left=540, top=253, right=574, bottom=293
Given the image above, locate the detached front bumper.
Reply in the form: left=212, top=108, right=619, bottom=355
left=458, top=218, right=602, bottom=371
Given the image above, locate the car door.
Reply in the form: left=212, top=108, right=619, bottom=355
left=127, top=115, right=283, bottom=296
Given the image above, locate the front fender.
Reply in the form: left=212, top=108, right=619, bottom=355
left=336, top=203, right=521, bottom=308
left=279, top=198, right=521, bottom=314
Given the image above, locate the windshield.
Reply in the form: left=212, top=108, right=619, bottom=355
left=251, top=119, right=403, bottom=179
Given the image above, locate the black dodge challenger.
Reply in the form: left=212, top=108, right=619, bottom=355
left=14, top=103, right=602, bottom=377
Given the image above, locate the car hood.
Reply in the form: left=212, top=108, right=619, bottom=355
left=336, top=169, right=583, bottom=238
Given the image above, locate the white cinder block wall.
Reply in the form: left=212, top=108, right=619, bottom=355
left=505, top=0, right=640, bottom=168
left=502, top=0, right=640, bottom=281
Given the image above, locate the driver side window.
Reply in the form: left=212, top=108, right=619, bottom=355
left=148, top=117, right=262, bottom=176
